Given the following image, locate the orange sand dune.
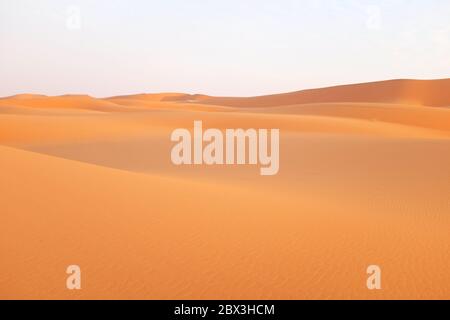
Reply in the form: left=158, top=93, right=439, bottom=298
left=180, top=79, right=450, bottom=108
left=1, top=108, right=448, bottom=149
left=1, top=80, right=450, bottom=300
left=107, top=92, right=187, bottom=101
left=103, top=98, right=232, bottom=112
left=1, top=138, right=449, bottom=300
left=247, top=102, right=450, bottom=133
left=0, top=94, right=49, bottom=100
left=0, top=95, right=141, bottom=113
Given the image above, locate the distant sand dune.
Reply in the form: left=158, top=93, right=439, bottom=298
left=107, top=92, right=187, bottom=101
left=0, top=95, right=139, bottom=113
left=177, top=79, right=450, bottom=108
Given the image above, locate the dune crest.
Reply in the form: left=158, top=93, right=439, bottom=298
left=195, top=79, right=450, bottom=108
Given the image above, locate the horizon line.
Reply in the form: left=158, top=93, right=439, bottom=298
left=1, top=77, right=449, bottom=100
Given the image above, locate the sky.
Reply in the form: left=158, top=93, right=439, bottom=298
left=1, top=0, right=449, bottom=97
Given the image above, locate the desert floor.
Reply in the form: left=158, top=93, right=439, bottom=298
left=1, top=80, right=449, bottom=299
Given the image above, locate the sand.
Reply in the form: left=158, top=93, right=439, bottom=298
left=0, top=79, right=449, bottom=299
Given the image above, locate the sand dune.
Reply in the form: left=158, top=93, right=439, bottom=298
left=1, top=79, right=449, bottom=299
left=107, top=92, right=187, bottom=102
left=0, top=95, right=140, bottom=113
left=103, top=98, right=232, bottom=112
left=247, top=102, right=450, bottom=133
left=183, top=79, right=450, bottom=108
left=0, top=94, right=48, bottom=100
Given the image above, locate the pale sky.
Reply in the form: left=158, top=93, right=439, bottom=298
left=1, top=0, right=449, bottom=97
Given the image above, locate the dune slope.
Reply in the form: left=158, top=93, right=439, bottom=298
left=182, top=79, right=450, bottom=108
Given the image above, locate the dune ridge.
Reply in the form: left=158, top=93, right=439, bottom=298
left=165, top=79, right=450, bottom=108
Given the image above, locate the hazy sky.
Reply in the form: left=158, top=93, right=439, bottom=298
left=1, top=0, right=449, bottom=97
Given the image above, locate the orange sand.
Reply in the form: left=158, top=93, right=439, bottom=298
left=0, top=79, right=449, bottom=299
